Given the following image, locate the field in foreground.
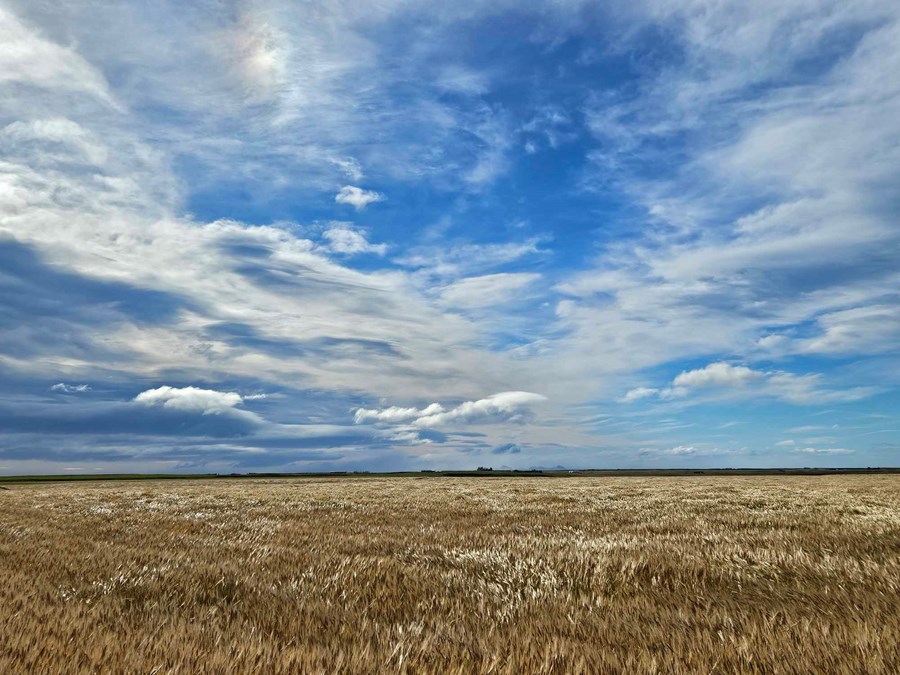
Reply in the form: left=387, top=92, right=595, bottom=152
left=1, top=477, right=898, bottom=673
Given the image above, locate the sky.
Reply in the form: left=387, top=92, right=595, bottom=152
left=1, top=0, right=898, bottom=474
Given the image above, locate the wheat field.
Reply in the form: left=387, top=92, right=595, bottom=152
left=1, top=476, right=898, bottom=673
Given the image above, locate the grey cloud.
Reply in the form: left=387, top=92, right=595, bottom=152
left=0, top=238, right=190, bottom=360
left=491, top=443, right=521, bottom=455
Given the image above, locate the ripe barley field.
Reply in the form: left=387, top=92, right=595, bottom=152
left=1, top=476, right=898, bottom=674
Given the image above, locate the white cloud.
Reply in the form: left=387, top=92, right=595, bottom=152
left=549, top=0, right=900, bottom=408
left=0, top=83, right=512, bottom=403
left=329, top=157, right=364, bottom=182
left=415, top=391, right=547, bottom=428
left=355, top=391, right=547, bottom=429
left=354, top=402, right=444, bottom=425
left=801, top=305, right=900, bottom=355
left=639, top=445, right=699, bottom=456
left=134, top=386, right=244, bottom=414
left=322, top=223, right=387, bottom=256
left=673, top=362, right=763, bottom=388
left=439, top=273, right=540, bottom=309
left=50, top=383, right=91, bottom=393
left=0, top=7, right=119, bottom=108
left=397, top=238, right=549, bottom=285
left=385, top=429, right=434, bottom=445
left=756, top=334, right=790, bottom=351
left=756, top=305, right=900, bottom=357
left=764, top=373, right=876, bottom=405
left=803, top=436, right=838, bottom=445
left=788, top=425, right=831, bottom=433
left=621, top=387, right=658, bottom=403
left=621, top=362, right=875, bottom=406
left=621, top=363, right=763, bottom=403
left=1, top=118, right=109, bottom=167
left=334, top=185, right=385, bottom=210
left=775, top=439, right=795, bottom=447
left=795, top=447, right=855, bottom=455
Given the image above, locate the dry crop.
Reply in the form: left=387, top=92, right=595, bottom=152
left=1, top=476, right=899, bottom=673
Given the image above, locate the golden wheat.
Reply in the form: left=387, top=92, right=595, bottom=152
left=1, top=476, right=898, bottom=673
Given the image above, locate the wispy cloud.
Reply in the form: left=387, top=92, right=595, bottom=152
left=439, top=273, right=540, bottom=309
left=50, top=383, right=91, bottom=394
left=623, top=363, right=877, bottom=406
left=795, top=447, right=855, bottom=455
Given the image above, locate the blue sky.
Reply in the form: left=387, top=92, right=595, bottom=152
left=1, top=0, right=898, bottom=474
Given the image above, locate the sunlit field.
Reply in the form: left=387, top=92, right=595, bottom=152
left=2, top=476, right=898, bottom=673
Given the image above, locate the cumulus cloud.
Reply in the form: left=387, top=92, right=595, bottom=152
left=322, top=223, right=387, bottom=256
left=622, top=363, right=761, bottom=404
left=354, top=402, right=445, bottom=425
left=415, top=392, right=546, bottom=428
left=134, top=386, right=245, bottom=414
left=354, top=391, right=546, bottom=429
left=673, top=363, right=763, bottom=388
left=334, top=185, right=385, bottom=210
left=50, top=383, right=91, bottom=393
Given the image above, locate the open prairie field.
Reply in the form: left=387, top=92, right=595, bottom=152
left=1, top=476, right=899, bottom=674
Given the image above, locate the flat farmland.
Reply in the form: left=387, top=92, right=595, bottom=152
left=1, top=476, right=898, bottom=673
